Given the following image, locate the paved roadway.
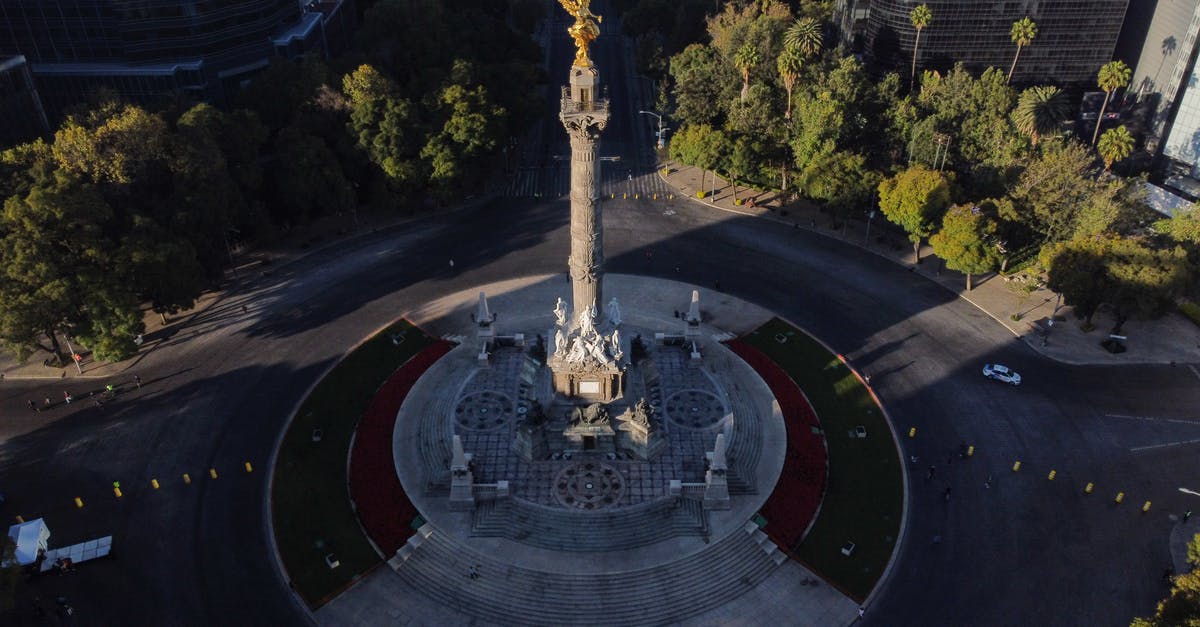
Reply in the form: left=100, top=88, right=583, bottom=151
left=3, top=2, right=1200, bottom=625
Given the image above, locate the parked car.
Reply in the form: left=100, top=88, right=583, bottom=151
left=982, top=363, right=1021, bottom=386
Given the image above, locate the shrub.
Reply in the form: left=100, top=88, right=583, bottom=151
left=696, top=190, right=707, bottom=199
left=1180, top=301, right=1200, bottom=328
left=734, top=198, right=744, bottom=206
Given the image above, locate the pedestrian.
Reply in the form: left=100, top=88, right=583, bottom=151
left=863, top=374, right=871, bottom=385
left=1185, top=510, right=1193, bottom=523
left=468, top=565, right=479, bottom=580
left=28, top=400, right=39, bottom=413
left=134, top=375, right=142, bottom=389
left=43, top=397, right=51, bottom=407
left=858, top=607, right=865, bottom=620
left=241, top=305, right=248, bottom=314
left=449, top=259, right=455, bottom=269
left=926, top=465, right=936, bottom=480
left=984, top=475, right=992, bottom=489
left=944, top=487, right=952, bottom=501
left=63, top=391, right=72, bottom=404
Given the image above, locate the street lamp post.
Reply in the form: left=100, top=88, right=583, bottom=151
left=638, top=110, right=666, bottom=150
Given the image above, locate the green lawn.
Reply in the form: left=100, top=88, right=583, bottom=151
left=745, top=318, right=903, bottom=602
left=271, top=320, right=431, bottom=607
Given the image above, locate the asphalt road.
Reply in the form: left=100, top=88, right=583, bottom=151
left=3, top=2, right=1200, bottom=625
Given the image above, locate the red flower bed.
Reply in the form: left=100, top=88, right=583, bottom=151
left=726, top=340, right=828, bottom=551
left=349, top=341, right=454, bottom=556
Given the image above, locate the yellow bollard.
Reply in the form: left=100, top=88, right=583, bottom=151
left=113, top=487, right=122, bottom=498
left=966, top=445, right=974, bottom=457
left=669, top=194, right=674, bottom=200
left=1047, top=470, right=1056, bottom=481
left=653, top=194, right=658, bottom=200
left=74, top=497, right=83, bottom=509
left=623, top=193, right=627, bottom=199
left=1143, top=501, right=1152, bottom=512
left=151, top=479, right=160, bottom=489
left=15, top=515, right=24, bottom=524
left=1115, top=492, right=1125, bottom=504
left=1085, top=482, right=1094, bottom=494
left=244, top=462, right=253, bottom=473
left=209, top=468, right=218, bottom=479
left=635, top=194, right=639, bottom=200
left=1012, top=461, right=1021, bottom=472
left=183, top=473, right=191, bottom=485
left=610, top=193, right=614, bottom=199
left=908, top=427, right=916, bottom=438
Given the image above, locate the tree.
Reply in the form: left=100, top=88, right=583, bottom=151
left=1009, top=140, right=1097, bottom=243
left=1153, top=204, right=1200, bottom=246
left=51, top=104, right=169, bottom=185
left=797, top=150, right=879, bottom=232
left=1011, top=85, right=1068, bottom=147
left=668, top=124, right=726, bottom=200
left=1008, top=17, right=1038, bottom=83
left=669, top=43, right=737, bottom=126
left=1097, top=125, right=1135, bottom=173
left=733, top=42, right=760, bottom=101
left=1106, top=237, right=1191, bottom=331
left=783, top=17, right=822, bottom=58
left=1133, top=533, right=1200, bottom=627
left=0, top=174, right=144, bottom=362
left=1091, top=60, right=1131, bottom=146
left=1041, top=235, right=1111, bottom=324
left=725, top=135, right=759, bottom=204
left=930, top=204, right=1002, bottom=290
left=777, top=46, right=804, bottom=120
left=1042, top=235, right=1189, bottom=328
left=909, top=4, right=933, bottom=88
left=877, top=165, right=952, bottom=263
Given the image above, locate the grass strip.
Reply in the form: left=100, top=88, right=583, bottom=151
left=272, top=320, right=432, bottom=608
left=743, top=318, right=902, bottom=602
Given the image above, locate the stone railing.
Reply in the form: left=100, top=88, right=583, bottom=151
left=560, top=86, right=610, bottom=115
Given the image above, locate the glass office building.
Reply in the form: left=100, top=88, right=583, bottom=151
left=0, top=0, right=354, bottom=126
left=862, top=0, right=1130, bottom=86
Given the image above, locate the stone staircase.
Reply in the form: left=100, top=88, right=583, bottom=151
left=389, top=520, right=785, bottom=626
left=418, top=363, right=460, bottom=495
left=469, top=496, right=707, bottom=552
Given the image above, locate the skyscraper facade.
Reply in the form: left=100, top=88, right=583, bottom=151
left=0, top=0, right=353, bottom=127
left=861, top=0, right=1131, bottom=86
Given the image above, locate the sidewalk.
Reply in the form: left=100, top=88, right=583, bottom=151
left=659, top=161, right=1200, bottom=367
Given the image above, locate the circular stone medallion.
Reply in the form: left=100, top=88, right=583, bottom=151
left=453, top=392, right=515, bottom=431
left=664, top=390, right=725, bottom=429
left=553, top=462, right=626, bottom=510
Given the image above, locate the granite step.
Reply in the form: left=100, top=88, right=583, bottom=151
left=470, top=496, right=707, bottom=552
left=392, top=521, right=779, bottom=626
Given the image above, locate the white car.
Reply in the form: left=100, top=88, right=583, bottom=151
left=982, top=363, right=1021, bottom=386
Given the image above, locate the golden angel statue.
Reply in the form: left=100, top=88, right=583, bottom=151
left=559, top=0, right=602, bottom=67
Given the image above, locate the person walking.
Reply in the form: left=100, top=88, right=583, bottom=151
left=63, top=391, right=73, bottom=404
left=926, top=465, right=936, bottom=480
left=27, top=400, right=39, bottom=413
left=1185, top=510, right=1193, bottom=523
left=133, top=375, right=142, bottom=389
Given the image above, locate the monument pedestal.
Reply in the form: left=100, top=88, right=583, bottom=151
left=562, top=403, right=616, bottom=453
left=547, top=354, right=624, bottom=402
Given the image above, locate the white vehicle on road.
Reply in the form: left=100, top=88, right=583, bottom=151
left=982, top=363, right=1021, bottom=386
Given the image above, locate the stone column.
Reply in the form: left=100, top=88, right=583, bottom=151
left=560, top=66, right=609, bottom=319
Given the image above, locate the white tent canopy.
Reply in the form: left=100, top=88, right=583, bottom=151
left=6, top=518, right=50, bottom=565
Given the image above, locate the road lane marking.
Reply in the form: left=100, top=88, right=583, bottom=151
left=1190, top=365, right=1200, bottom=381
left=1104, top=413, right=1200, bottom=424
left=1130, top=438, right=1200, bottom=452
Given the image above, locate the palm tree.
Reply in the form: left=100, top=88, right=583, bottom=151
left=777, top=47, right=804, bottom=120
left=784, top=18, right=823, bottom=59
left=1012, top=85, right=1068, bottom=147
left=1091, top=60, right=1131, bottom=146
left=1097, top=125, right=1135, bottom=173
left=909, top=4, right=933, bottom=88
left=1008, top=17, right=1038, bottom=84
left=734, top=43, right=759, bottom=102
